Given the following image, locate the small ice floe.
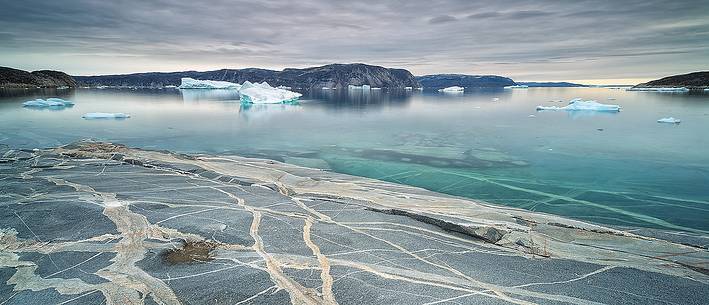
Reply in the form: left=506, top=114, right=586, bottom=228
left=239, top=81, right=302, bottom=104
left=322, top=87, right=333, bottom=90
left=536, top=98, right=621, bottom=112
left=404, top=86, right=413, bottom=90
left=627, top=87, right=689, bottom=92
left=371, top=87, right=382, bottom=90
left=503, top=85, right=529, bottom=89
left=438, top=86, right=464, bottom=93
left=164, top=85, right=177, bottom=88
left=657, top=117, right=681, bottom=124
left=528, top=114, right=536, bottom=118
left=82, top=112, right=131, bottom=119
left=492, top=98, right=500, bottom=102
left=607, top=97, right=616, bottom=100
left=178, top=78, right=241, bottom=89
left=23, top=98, right=74, bottom=108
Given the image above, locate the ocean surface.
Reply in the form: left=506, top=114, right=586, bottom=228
left=1, top=87, right=707, bottom=233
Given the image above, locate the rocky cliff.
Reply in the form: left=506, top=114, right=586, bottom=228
left=0, top=67, right=77, bottom=88
left=416, top=74, right=516, bottom=88
left=74, top=63, right=421, bottom=89
left=633, top=71, right=709, bottom=89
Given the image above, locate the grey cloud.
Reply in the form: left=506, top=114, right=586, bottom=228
left=0, top=0, right=707, bottom=82
left=429, top=15, right=457, bottom=24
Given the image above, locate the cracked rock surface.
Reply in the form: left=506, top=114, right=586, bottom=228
left=1, top=141, right=707, bottom=304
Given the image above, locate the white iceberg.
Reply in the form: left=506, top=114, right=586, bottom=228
left=322, top=87, right=333, bottom=90
left=348, top=84, right=371, bottom=90
left=404, top=86, right=413, bottom=90
left=626, top=87, right=689, bottom=92
left=504, top=85, right=529, bottom=89
left=178, top=78, right=241, bottom=89
left=438, top=86, right=464, bottom=92
left=536, top=98, right=621, bottom=112
left=371, top=87, right=382, bottom=90
left=239, top=82, right=301, bottom=104
left=22, top=98, right=74, bottom=108
left=657, top=117, right=680, bottom=124
left=82, top=112, right=131, bottom=119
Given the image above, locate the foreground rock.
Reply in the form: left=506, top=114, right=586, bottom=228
left=75, top=63, right=420, bottom=90
left=0, top=141, right=707, bottom=304
left=0, top=67, right=77, bottom=88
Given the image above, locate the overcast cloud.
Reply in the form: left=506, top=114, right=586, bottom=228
left=1, top=0, right=708, bottom=83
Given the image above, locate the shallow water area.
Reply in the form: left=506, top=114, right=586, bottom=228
left=1, top=87, right=708, bottom=233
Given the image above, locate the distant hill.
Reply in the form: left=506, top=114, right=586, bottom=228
left=517, top=82, right=587, bottom=87
left=0, top=67, right=77, bottom=88
left=416, top=74, right=515, bottom=88
left=74, top=63, right=420, bottom=89
left=633, top=71, right=709, bottom=89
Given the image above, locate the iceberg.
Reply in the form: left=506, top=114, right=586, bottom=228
left=438, top=86, right=464, bottom=92
left=504, top=85, right=529, bottom=89
left=22, top=98, right=74, bottom=108
left=627, top=87, right=689, bottom=92
left=657, top=117, right=680, bottom=124
left=536, top=98, right=621, bottom=112
left=178, top=78, right=241, bottom=89
left=404, top=86, right=413, bottom=90
left=239, top=82, right=302, bottom=104
left=82, top=112, right=131, bottom=119
left=492, top=98, right=500, bottom=102
left=348, top=84, right=371, bottom=90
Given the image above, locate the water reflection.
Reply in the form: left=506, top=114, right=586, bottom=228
left=304, top=88, right=415, bottom=110
left=180, top=89, right=240, bottom=102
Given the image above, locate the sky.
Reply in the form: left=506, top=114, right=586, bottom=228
left=1, top=0, right=708, bottom=84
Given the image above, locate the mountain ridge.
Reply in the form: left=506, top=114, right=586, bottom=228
left=0, top=67, right=77, bottom=88
left=74, top=63, right=420, bottom=89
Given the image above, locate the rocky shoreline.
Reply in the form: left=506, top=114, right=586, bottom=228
left=1, top=141, right=707, bottom=304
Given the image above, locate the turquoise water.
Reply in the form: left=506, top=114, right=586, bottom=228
left=1, top=87, right=708, bottom=232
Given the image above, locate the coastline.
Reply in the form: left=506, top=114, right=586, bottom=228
left=1, top=140, right=707, bottom=304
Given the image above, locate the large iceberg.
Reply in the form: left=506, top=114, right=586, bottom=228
left=82, top=112, right=131, bottom=119
left=536, top=98, right=621, bottom=112
left=438, top=86, right=464, bottom=92
left=22, top=98, right=74, bottom=108
left=627, top=87, right=689, bottom=92
left=179, top=78, right=241, bottom=89
left=239, top=81, right=302, bottom=104
left=657, top=117, right=681, bottom=124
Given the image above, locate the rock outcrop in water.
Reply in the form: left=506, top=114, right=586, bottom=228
left=0, top=141, right=707, bottom=304
left=74, top=63, right=421, bottom=89
left=633, top=71, right=709, bottom=89
left=0, top=67, right=77, bottom=88
left=416, top=74, right=516, bottom=89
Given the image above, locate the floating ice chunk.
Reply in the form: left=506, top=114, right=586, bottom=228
left=438, top=86, right=464, bottom=92
left=404, top=86, right=413, bottom=90
left=536, top=98, right=621, bottom=112
left=492, top=98, right=500, bottom=102
left=371, top=87, right=382, bottom=90
left=82, top=112, right=131, bottom=119
left=528, top=114, right=536, bottom=118
left=22, top=98, right=74, bottom=108
left=657, top=117, right=680, bottom=124
left=627, top=87, right=689, bottom=92
left=362, top=85, right=371, bottom=90
left=322, top=87, right=333, bottom=90
left=504, top=85, right=529, bottom=89
left=178, top=78, right=241, bottom=89
left=607, top=97, right=616, bottom=100
left=239, top=82, right=302, bottom=104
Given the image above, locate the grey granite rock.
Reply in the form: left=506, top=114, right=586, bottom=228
left=0, top=141, right=707, bottom=304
